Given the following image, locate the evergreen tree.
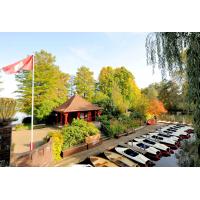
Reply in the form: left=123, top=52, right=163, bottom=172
left=74, top=66, right=95, bottom=101
left=15, top=50, right=69, bottom=121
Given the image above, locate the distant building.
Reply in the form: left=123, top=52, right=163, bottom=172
left=54, top=95, right=102, bottom=125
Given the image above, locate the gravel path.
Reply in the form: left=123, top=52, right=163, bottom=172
left=11, top=127, right=58, bottom=154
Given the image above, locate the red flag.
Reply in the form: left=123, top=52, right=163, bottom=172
left=2, top=55, right=33, bottom=74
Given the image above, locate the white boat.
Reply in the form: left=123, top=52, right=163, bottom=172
left=150, top=131, right=180, bottom=142
left=142, top=134, right=179, bottom=149
left=134, top=137, right=172, bottom=155
left=115, top=147, right=154, bottom=166
left=127, top=141, right=161, bottom=160
left=162, top=129, right=185, bottom=138
left=162, top=127, right=190, bottom=139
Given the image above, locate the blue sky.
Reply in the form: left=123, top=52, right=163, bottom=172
left=0, top=32, right=162, bottom=98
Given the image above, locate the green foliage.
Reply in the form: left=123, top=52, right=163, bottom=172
left=114, top=67, right=135, bottom=101
left=142, top=80, right=188, bottom=113
left=61, top=119, right=100, bottom=150
left=176, top=136, right=200, bottom=167
left=15, top=50, right=70, bottom=121
left=99, top=66, right=115, bottom=96
left=0, top=98, right=17, bottom=123
left=111, top=83, right=129, bottom=114
left=142, top=84, right=158, bottom=100
left=110, top=119, right=126, bottom=136
left=71, top=118, right=99, bottom=136
left=74, top=66, right=95, bottom=101
left=98, top=66, right=146, bottom=118
left=130, top=110, right=145, bottom=121
left=47, top=131, right=63, bottom=161
left=92, top=91, right=109, bottom=105
left=100, top=114, right=141, bottom=138
left=157, top=80, right=182, bottom=111
left=61, top=126, right=85, bottom=149
left=94, top=95, right=119, bottom=118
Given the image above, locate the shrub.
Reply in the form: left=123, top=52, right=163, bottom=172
left=61, top=119, right=100, bottom=150
left=110, top=119, right=126, bottom=136
left=100, top=114, right=142, bottom=137
left=61, top=125, right=85, bottom=150
left=101, top=118, right=126, bottom=138
left=71, top=119, right=99, bottom=136
left=130, top=111, right=145, bottom=120
left=46, top=131, right=63, bottom=161
left=97, top=115, right=109, bottom=123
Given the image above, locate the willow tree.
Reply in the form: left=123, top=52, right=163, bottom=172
left=146, top=32, right=200, bottom=157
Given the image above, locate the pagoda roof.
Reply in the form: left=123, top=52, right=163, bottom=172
left=54, top=95, right=102, bottom=113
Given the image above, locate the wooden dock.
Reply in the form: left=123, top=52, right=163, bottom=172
left=50, top=123, right=166, bottom=167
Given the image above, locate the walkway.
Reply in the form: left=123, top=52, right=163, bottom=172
left=12, top=126, right=58, bottom=154
left=51, top=123, right=165, bottom=167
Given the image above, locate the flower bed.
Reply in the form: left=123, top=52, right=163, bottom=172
left=61, top=143, right=88, bottom=157
left=47, top=119, right=101, bottom=161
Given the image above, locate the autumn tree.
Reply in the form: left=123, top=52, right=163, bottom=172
left=74, top=66, right=95, bottom=101
left=16, top=50, right=69, bottom=121
left=143, top=81, right=183, bottom=112
left=147, top=99, right=167, bottom=117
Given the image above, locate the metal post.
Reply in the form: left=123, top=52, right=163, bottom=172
left=30, top=55, right=34, bottom=151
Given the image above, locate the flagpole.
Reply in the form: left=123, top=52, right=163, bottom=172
left=30, top=55, right=34, bottom=151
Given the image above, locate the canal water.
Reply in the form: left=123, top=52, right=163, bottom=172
left=155, top=134, right=196, bottom=167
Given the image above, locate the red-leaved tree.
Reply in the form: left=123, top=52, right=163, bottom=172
left=147, top=99, right=167, bottom=117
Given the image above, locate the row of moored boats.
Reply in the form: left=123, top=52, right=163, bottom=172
left=72, top=124, right=194, bottom=167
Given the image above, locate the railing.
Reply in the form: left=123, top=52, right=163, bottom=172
left=11, top=139, right=53, bottom=167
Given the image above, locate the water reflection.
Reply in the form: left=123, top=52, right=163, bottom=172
left=155, top=134, right=200, bottom=167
